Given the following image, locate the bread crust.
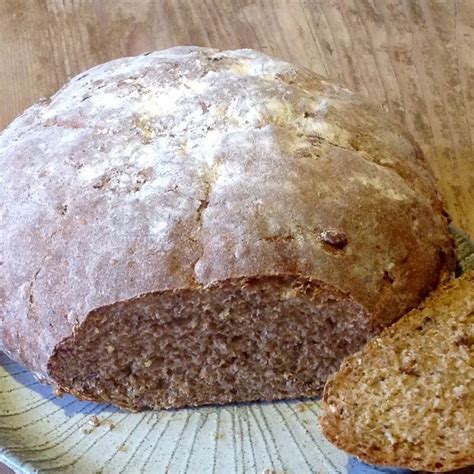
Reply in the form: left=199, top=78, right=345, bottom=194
left=0, top=47, right=454, bottom=383
left=321, top=272, right=474, bottom=472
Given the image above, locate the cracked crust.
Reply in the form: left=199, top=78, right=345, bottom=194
left=0, top=46, right=454, bottom=382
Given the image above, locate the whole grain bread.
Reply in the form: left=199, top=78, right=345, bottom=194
left=321, top=271, right=474, bottom=472
left=0, top=47, right=454, bottom=409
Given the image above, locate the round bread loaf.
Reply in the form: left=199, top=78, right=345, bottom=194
left=0, top=47, right=454, bottom=409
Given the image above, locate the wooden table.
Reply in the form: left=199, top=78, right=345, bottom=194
left=1, top=0, right=473, bottom=234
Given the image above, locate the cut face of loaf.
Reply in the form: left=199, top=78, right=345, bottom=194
left=48, top=277, right=370, bottom=409
left=320, top=271, right=474, bottom=472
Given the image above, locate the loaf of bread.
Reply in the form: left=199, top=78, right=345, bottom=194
left=320, top=271, right=474, bottom=472
left=0, top=47, right=454, bottom=409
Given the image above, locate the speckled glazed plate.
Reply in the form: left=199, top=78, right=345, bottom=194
left=1, top=227, right=472, bottom=474
left=0, top=357, right=347, bottom=473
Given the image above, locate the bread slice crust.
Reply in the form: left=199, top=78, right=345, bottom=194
left=321, top=272, right=474, bottom=472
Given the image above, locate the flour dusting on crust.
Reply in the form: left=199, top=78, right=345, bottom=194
left=0, top=47, right=453, bottom=376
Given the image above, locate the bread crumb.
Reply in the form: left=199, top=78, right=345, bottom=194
left=53, top=387, right=65, bottom=397
left=106, top=345, right=114, bottom=353
left=117, top=443, right=128, bottom=452
left=88, top=415, right=100, bottom=427
left=144, top=360, right=152, bottom=367
left=453, top=385, right=468, bottom=400
left=400, top=357, right=418, bottom=375
left=109, top=422, right=116, bottom=431
left=296, top=403, right=307, bottom=412
left=384, top=430, right=396, bottom=445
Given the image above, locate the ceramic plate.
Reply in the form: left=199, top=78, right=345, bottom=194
left=1, top=226, right=472, bottom=474
left=0, top=358, right=348, bottom=473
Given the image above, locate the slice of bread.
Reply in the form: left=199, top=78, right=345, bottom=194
left=320, top=271, right=474, bottom=472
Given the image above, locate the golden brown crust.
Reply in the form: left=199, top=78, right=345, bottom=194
left=0, top=47, right=454, bottom=382
left=321, top=272, right=474, bottom=472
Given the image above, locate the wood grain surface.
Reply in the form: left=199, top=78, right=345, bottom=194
left=0, top=0, right=472, bottom=234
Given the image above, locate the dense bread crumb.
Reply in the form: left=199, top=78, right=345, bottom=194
left=321, top=272, right=474, bottom=472
left=48, top=277, right=371, bottom=409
